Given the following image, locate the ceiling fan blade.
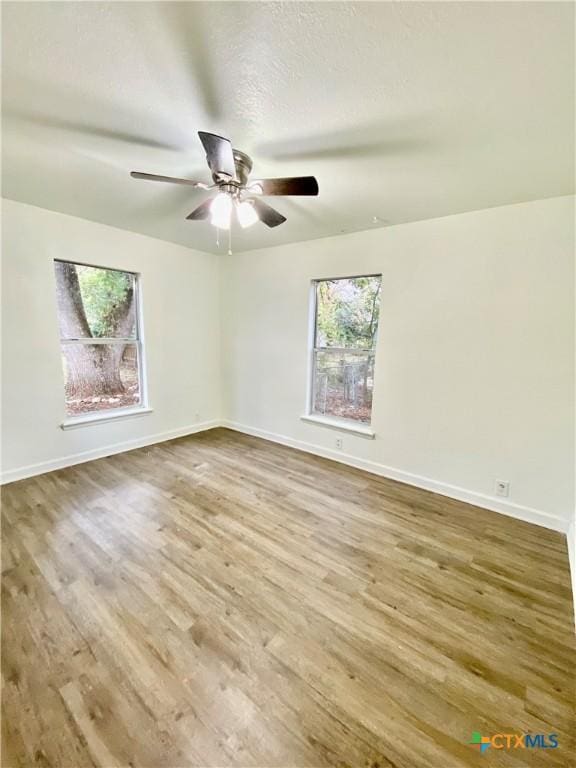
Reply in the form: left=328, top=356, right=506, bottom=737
left=131, top=171, right=209, bottom=188
left=186, top=198, right=213, bottom=221
left=251, top=198, right=287, bottom=228
left=251, top=176, right=318, bottom=196
left=198, top=131, right=237, bottom=180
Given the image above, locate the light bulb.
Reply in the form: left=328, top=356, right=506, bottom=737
left=236, top=200, right=259, bottom=229
left=210, top=193, right=232, bottom=229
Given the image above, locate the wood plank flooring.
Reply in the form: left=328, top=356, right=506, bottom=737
left=1, top=428, right=574, bottom=767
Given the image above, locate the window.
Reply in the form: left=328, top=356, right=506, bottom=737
left=54, top=261, right=145, bottom=418
left=309, top=275, right=381, bottom=425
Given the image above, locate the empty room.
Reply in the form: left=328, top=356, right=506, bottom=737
left=1, top=1, right=575, bottom=766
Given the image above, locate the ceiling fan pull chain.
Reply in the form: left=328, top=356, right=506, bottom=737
left=215, top=228, right=220, bottom=248
left=228, top=226, right=233, bottom=256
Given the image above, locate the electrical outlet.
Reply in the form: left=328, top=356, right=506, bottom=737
left=495, top=479, right=510, bottom=497
left=335, top=437, right=343, bottom=450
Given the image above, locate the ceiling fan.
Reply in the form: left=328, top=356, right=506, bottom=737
left=130, top=131, right=318, bottom=230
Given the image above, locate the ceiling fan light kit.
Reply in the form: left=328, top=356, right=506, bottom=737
left=130, top=131, right=319, bottom=243
left=236, top=200, right=259, bottom=229
left=208, top=191, right=259, bottom=230
left=210, top=192, right=233, bottom=229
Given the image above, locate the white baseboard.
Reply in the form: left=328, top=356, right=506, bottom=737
left=567, top=521, right=576, bottom=630
left=0, top=419, right=219, bottom=485
left=222, top=420, right=569, bottom=534
left=2, top=416, right=568, bottom=536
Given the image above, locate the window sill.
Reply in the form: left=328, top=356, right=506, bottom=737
left=300, top=414, right=375, bottom=439
left=61, top=407, right=153, bottom=430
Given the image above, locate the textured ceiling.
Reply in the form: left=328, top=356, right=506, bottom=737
left=2, top=1, right=574, bottom=254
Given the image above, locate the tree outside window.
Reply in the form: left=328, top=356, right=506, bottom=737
left=311, top=275, right=381, bottom=424
left=54, top=261, right=144, bottom=417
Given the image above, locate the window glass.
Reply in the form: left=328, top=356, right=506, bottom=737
left=54, top=261, right=144, bottom=417
left=311, top=276, right=381, bottom=424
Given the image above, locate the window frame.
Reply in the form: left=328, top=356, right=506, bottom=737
left=54, top=259, right=150, bottom=428
left=304, top=274, right=381, bottom=436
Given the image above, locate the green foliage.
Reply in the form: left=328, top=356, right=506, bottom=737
left=77, top=266, right=134, bottom=337
left=316, top=276, right=381, bottom=348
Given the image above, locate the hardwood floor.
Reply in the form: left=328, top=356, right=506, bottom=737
left=1, top=428, right=574, bottom=767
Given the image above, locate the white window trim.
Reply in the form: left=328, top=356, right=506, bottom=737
left=61, top=406, right=153, bottom=430
left=300, top=413, right=375, bottom=438
left=305, top=275, right=381, bottom=434
left=60, top=337, right=136, bottom=344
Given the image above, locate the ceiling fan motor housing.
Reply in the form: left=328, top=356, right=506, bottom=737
left=231, top=150, right=252, bottom=186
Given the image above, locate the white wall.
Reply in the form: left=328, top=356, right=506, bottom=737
left=2, top=196, right=574, bottom=538
left=1, top=199, right=221, bottom=482
left=221, top=196, right=575, bottom=532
